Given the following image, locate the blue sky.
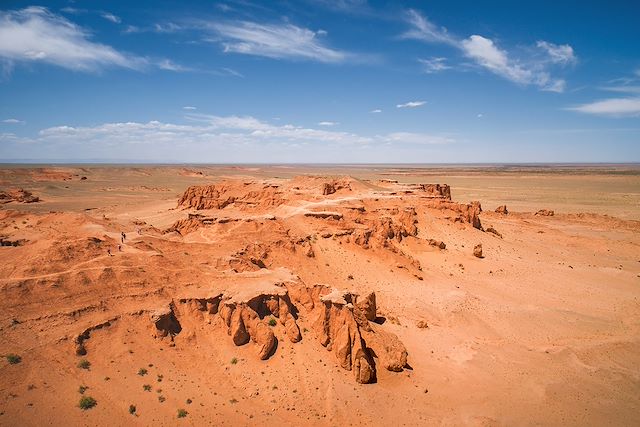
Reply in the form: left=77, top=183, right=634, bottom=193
left=0, top=0, right=638, bottom=163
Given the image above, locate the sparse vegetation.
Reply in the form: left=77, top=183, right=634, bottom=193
left=186, top=398, right=192, bottom=404
left=230, top=357, right=238, bottom=365
left=177, top=408, right=188, bottom=418
left=268, top=317, right=277, bottom=327
left=229, top=398, right=238, bottom=404
left=129, top=404, right=136, bottom=415
left=138, top=368, right=148, bottom=376
left=79, top=396, right=97, bottom=410
left=77, top=359, right=91, bottom=370
left=78, top=385, right=88, bottom=394
left=143, top=384, right=152, bottom=392
left=6, top=354, right=21, bottom=364
left=157, top=374, right=163, bottom=382
left=158, top=395, right=166, bottom=403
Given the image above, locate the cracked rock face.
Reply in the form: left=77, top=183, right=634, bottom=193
left=147, top=283, right=408, bottom=384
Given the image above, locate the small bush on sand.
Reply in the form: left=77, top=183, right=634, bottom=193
left=6, top=354, right=21, bottom=364
left=129, top=404, right=136, bottom=415
left=77, top=359, right=91, bottom=370
left=79, top=396, right=97, bottom=410
left=268, top=318, right=277, bottom=327
left=230, top=357, right=238, bottom=365
left=78, top=385, right=88, bottom=394
left=177, top=408, right=188, bottom=418
left=143, top=384, right=152, bottom=392
left=138, top=368, right=148, bottom=376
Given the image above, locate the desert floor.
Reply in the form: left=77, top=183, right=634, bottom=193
left=0, top=164, right=639, bottom=426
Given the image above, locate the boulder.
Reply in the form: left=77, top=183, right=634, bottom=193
left=473, top=243, right=483, bottom=258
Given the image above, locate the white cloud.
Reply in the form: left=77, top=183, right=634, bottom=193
left=384, top=132, right=454, bottom=145
left=183, top=106, right=197, bottom=110
left=23, top=115, right=454, bottom=149
left=418, top=57, right=450, bottom=73
left=154, top=22, right=183, bottom=33
left=370, top=109, right=382, bottom=113
left=157, top=59, right=192, bottom=72
left=566, top=98, right=640, bottom=117
left=401, top=9, right=455, bottom=45
left=100, top=12, right=121, bottom=24
left=397, top=101, right=426, bottom=108
left=205, top=21, right=348, bottom=63
left=403, top=10, right=572, bottom=92
left=477, top=113, right=483, bottom=118
left=536, top=41, right=576, bottom=65
left=318, top=121, right=338, bottom=126
left=461, top=35, right=565, bottom=92
left=0, top=7, right=145, bottom=72
left=2, top=118, right=25, bottom=124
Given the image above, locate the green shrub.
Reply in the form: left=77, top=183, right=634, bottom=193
left=138, top=368, right=148, bottom=376
left=6, top=354, right=21, bottom=364
left=78, top=385, right=88, bottom=394
left=77, top=359, right=91, bottom=370
left=230, top=357, right=238, bottom=365
left=177, top=408, right=188, bottom=418
left=143, top=384, right=152, bottom=392
left=129, top=404, right=136, bottom=415
left=268, top=317, right=277, bottom=327
left=79, top=396, right=97, bottom=410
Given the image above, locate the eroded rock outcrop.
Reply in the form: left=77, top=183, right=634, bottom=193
left=424, top=200, right=483, bottom=230
left=495, top=205, right=508, bottom=214
left=535, top=209, right=554, bottom=217
left=149, top=283, right=408, bottom=384
left=177, top=182, right=284, bottom=210
left=0, top=188, right=39, bottom=204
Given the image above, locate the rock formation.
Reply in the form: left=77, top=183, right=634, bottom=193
left=0, top=188, right=39, bottom=204
left=148, top=283, right=407, bottom=384
left=495, top=205, right=508, bottom=214
left=535, top=209, right=554, bottom=216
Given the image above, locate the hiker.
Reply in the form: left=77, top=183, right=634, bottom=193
left=107, top=248, right=112, bottom=256
left=118, top=244, right=122, bottom=252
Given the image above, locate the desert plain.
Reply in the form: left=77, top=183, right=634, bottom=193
left=0, top=164, right=639, bottom=426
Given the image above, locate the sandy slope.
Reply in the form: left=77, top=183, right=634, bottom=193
left=0, top=166, right=639, bottom=426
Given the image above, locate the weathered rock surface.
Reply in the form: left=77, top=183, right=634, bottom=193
left=495, top=205, right=508, bottom=214
left=177, top=181, right=284, bottom=210
left=473, top=243, right=483, bottom=258
left=535, top=209, right=555, bottom=216
left=0, top=188, right=40, bottom=204
left=424, top=200, right=483, bottom=230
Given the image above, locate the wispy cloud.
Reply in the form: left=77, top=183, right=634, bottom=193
left=2, top=118, right=25, bottom=124
left=567, top=78, right=640, bottom=117
left=566, top=98, right=640, bottom=117
left=157, top=59, right=192, bottom=72
left=402, top=9, right=455, bottom=45
left=183, top=106, right=197, bottom=110
left=203, top=20, right=348, bottom=63
left=370, top=109, right=382, bottom=113
left=536, top=41, right=576, bottom=65
left=402, top=9, right=573, bottom=92
left=100, top=12, right=121, bottom=24
left=0, top=7, right=207, bottom=76
left=0, top=7, right=145, bottom=72
left=318, top=121, right=339, bottom=126
left=384, top=132, right=453, bottom=145
left=418, top=57, right=450, bottom=73
left=397, top=101, right=426, bottom=108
